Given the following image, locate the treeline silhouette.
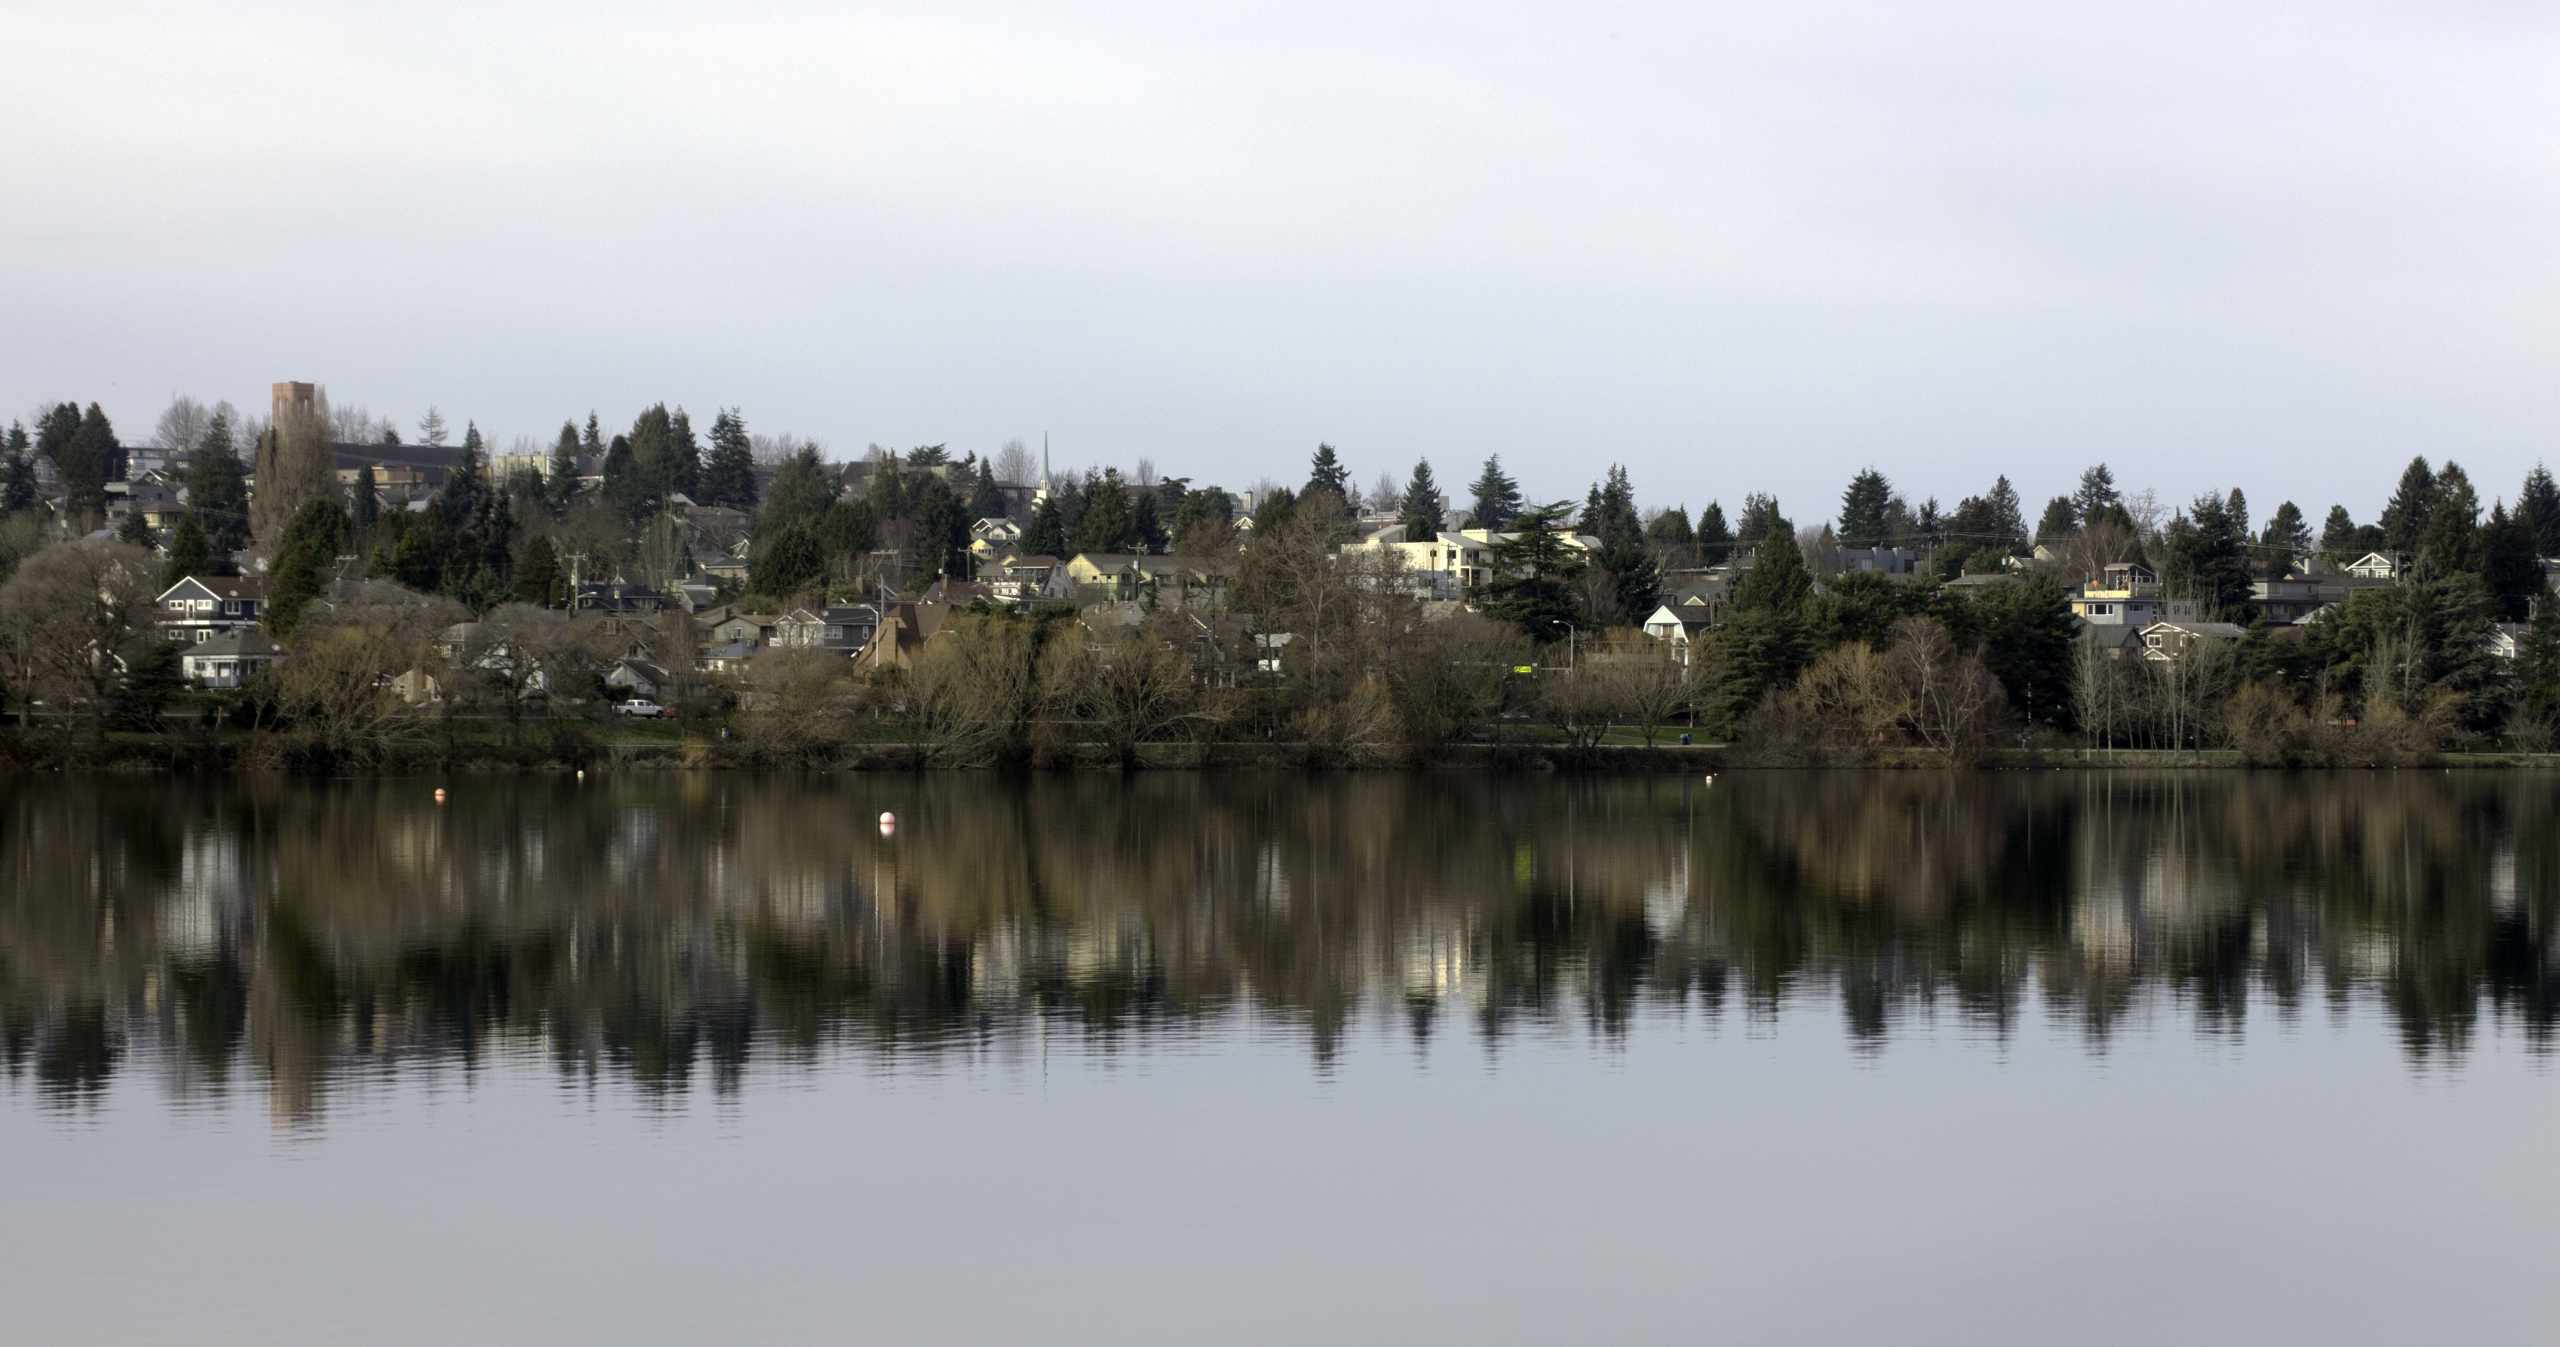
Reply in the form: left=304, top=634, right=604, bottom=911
left=1, top=774, right=2551, bottom=1122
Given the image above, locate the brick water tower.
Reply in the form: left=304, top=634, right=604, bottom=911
left=271, top=381, right=316, bottom=424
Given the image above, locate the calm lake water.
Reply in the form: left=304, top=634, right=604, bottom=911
left=1, top=772, right=2552, bottom=1345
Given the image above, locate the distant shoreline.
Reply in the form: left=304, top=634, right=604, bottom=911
left=8, top=731, right=2557, bottom=775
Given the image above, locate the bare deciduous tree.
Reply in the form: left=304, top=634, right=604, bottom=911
left=265, top=587, right=462, bottom=762
left=1887, top=616, right=2001, bottom=761
left=739, top=648, right=856, bottom=761
left=0, top=539, right=157, bottom=741
left=1047, top=617, right=1218, bottom=766
left=993, top=439, right=1039, bottom=487
left=153, top=395, right=211, bottom=453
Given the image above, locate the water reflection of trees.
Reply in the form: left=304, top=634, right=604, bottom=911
left=0, top=772, right=2550, bottom=1122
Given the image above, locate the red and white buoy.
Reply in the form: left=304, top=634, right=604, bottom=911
left=433, top=787, right=447, bottom=805
left=878, top=810, right=896, bottom=838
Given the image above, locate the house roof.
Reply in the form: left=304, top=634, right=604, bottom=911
left=157, top=574, right=266, bottom=603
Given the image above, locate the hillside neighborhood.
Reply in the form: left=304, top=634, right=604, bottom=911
left=5, top=380, right=2560, bottom=765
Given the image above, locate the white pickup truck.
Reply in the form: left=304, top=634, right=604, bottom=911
left=613, top=699, right=671, bottom=718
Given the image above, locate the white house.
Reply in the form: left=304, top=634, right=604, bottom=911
left=1640, top=603, right=1714, bottom=666
left=180, top=629, right=281, bottom=689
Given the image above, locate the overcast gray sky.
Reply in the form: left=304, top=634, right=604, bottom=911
left=7, top=0, right=2557, bottom=521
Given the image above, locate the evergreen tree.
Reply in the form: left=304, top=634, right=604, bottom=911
left=581, top=412, right=603, bottom=456
left=1482, top=502, right=1583, bottom=641
left=266, top=501, right=351, bottom=637
left=549, top=421, right=583, bottom=513
left=1837, top=468, right=1894, bottom=549
left=1074, top=469, right=1139, bottom=553
left=2319, top=505, right=2361, bottom=563
left=515, top=533, right=563, bottom=607
left=1696, top=502, right=1732, bottom=564
left=1303, top=443, right=1350, bottom=503
left=2419, top=461, right=2481, bottom=575
left=817, top=498, right=881, bottom=580
left=2224, top=488, right=2250, bottom=544
left=1734, top=493, right=1791, bottom=549
left=1984, top=475, right=2027, bottom=554
left=752, top=521, right=827, bottom=598
left=161, top=513, right=213, bottom=586
left=2261, top=500, right=2311, bottom=576
left=353, top=464, right=380, bottom=530
left=668, top=408, right=702, bottom=499
left=1733, top=525, right=1812, bottom=615
left=2481, top=501, right=2540, bottom=623
left=2, top=422, right=37, bottom=512
left=2165, top=492, right=2254, bottom=620
left=439, top=423, right=490, bottom=531
left=759, top=445, right=838, bottom=531
left=417, top=406, right=448, bottom=447
left=1646, top=505, right=1695, bottom=564
left=187, top=411, right=251, bottom=554
left=2518, top=463, right=2560, bottom=558
left=2378, top=456, right=2435, bottom=557
left=626, top=404, right=684, bottom=510
left=1962, top=575, right=2078, bottom=733
left=867, top=449, right=909, bottom=518
left=58, top=403, right=121, bottom=521
left=1251, top=485, right=1296, bottom=534
left=902, top=474, right=971, bottom=580
left=1399, top=459, right=1445, bottom=539
left=1589, top=465, right=1657, bottom=622
left=1467, top=456, right=1522, bottom=531
left=968, top=459, right=1005, bottom=520
left=116, top=509, right=155, bottom=548
left=1025, top=495, right=1069, bottom=558
left=2034, top=496, right=2078, bottom=545
left=906, top=444, right=951, bottom=467
left=2516, top=593, right=2560, bottom=727
left=1132, top=491, right=1167, bottom=554
left=602, top=435, right=647, bottom=522
left=2071, top=463, right=2121, bottom=523
left=699, top=409, right=756, bottom=511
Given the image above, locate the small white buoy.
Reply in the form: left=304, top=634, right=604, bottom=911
left=433, top=787, right=447, bottom=805
left=879, top=811, right=896, bottom=826
left=1702, top=774, right=1716, bottom=785
left=575, top=768, right=585, bottom=781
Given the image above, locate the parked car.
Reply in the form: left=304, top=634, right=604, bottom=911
left=614, top=699, right=671, bottom=718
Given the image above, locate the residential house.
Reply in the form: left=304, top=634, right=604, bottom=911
left=2138, top=619, right=2248, bottom=662
left=180, top=629, right=282, bottom=689
left=703, top=641, right=760, bottom=675
left=1336, top=528, right=1495, bottom=598
left=703, top=611, right=778, bottom=649
left=604, top=657, right=670, bottom=699
left=1639, top=603, right=1714, bottom=666
left=968, top=518, right=1025, bottom=564
left=773, top=604, right=879, bottom=655
left=156, top=576, right=266, bottom=644
left=989, top=555, right=1068, bottom=606
left=852, top=600, right=958, bottom=673
left=2489, top=623, right=2531, bottom=660
left=2252, top=575, right=2323, bottom=625
left=1830, top=546, right=1924, bottom=577
left=2343, top=551, right=2398, bottom=580
left=2071, top=562, right=2159, bottom=627
left=571, top=582, right=674, bottom=614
